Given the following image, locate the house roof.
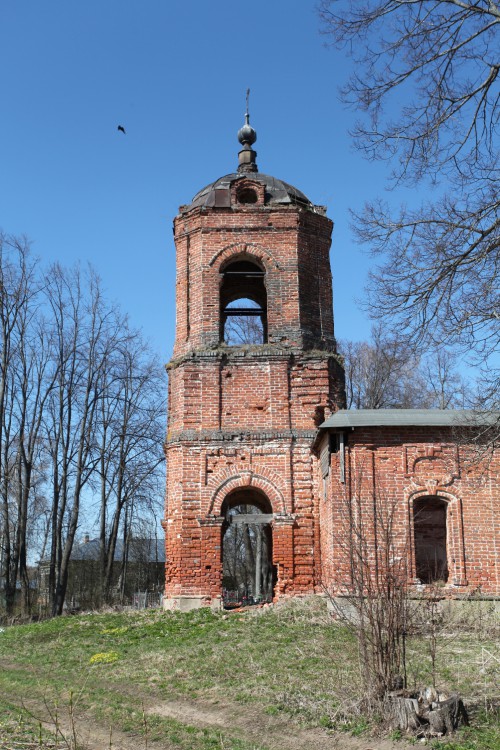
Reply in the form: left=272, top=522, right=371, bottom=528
left=320, top=409, right=500, bottom=430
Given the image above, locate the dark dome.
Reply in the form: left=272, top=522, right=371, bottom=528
left=186, top=172, right=313, bottom=211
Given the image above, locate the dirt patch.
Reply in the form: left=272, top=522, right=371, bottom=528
left=5, top=664, right=406, bottom=750
left=15, top=700, right=143, bottom=750
left=11, top=695, right=408, bottom=750
left=148, top=698, right=404, bottom=750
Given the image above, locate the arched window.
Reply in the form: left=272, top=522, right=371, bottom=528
left=413, top=496, right=449, bottom=584
left=220, top=259, right=267, bottom=345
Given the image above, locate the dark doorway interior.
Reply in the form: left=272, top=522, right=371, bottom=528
left=221, top=490, right=275, bottom=607
left=413, top=496, right=449, bottom=584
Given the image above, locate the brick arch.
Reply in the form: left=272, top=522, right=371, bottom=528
left=208, top=471, right=286, bottom=516
left=406, top=487, right=460, bottom=519
left=208, top=242, right=280, bottom=271
left=406, top=488, right=467, bottom=587
left=408, top=487, right=456, bottom=503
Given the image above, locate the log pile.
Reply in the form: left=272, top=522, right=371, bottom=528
left=385, top=687, right=468, bottom=736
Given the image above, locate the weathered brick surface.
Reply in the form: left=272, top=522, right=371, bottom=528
left=163, top=180, right=345, bottom=604
left=163, top=174, right=499, bottom=605
left=319, top=428, right=499, bottom=596
left=171, top=203, right=335, bottom=357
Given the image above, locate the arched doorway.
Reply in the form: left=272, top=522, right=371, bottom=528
left=221, top=489, right=275, bottom=607
left=413, top=496, right=449, bottom=584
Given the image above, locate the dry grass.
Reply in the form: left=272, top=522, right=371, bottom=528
left=0, top=596, right=498, bottom=749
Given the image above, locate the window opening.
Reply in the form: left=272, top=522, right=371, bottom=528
left=220, top=260, right=267, bottom=345
left=221, top=490, right=275, bottom=608
left=237, top=188, right=258, bottom=204
left=413, top=496, right=449, bottom=584
left=224, top=298, right=264, bottom=345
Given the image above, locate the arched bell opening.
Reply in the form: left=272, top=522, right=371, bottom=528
left=220, top=258, right=267, bottom=345
left=221, top=489, right=275, bottom=608
left=413, top=496, right=449, bottom=584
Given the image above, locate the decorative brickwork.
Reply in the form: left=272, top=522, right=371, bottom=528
left=319, top=428, right=499, bottom=596
left=163, top=165, right=345, bottom=608
left=163, top=131, right=499, bottom=608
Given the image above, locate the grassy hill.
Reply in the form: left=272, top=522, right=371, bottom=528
left=0, top=597, right=498, bottom=750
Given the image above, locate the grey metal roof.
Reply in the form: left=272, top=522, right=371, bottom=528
left=186, top=172, right=313, bottom=211
left=320, top=409, right=499, bottom=430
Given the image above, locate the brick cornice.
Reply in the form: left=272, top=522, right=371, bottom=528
left=166, top=347, right=342, bottom=370
left=166, top=429, right=317, bottom=445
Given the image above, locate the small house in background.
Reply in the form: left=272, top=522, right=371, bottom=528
left=39, top=535, right=165, bottom=611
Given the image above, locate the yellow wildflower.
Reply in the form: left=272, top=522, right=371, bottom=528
left=89, top=651, right=119, bottom=665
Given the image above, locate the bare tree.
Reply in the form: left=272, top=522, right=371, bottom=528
left=94, top=330, right=165, bottom=605
left=0, top=234, right=46, bottom=615
left=339, top=324, right=433, bottom=409
left=325, top=471, right=470, bottom=731
left=422, top=349, right=469, bottom=410
left=319, top=2, right=500, bottom=432
left=324, top=466, right=411, bottom=706
left=43, top=264, right=119, bottom=616
left=11, top=306, right=58, bottom=613
left=0, top=238, right=166, bottom=618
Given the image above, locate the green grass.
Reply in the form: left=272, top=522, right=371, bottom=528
left=0, top=597, right=498, bottom=749
left=430, top=708, right=500, bottom=750
left=0, top=701, right=263, bottom=750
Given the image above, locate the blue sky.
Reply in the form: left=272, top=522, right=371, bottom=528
left=1, top=1, right=399, bottom=362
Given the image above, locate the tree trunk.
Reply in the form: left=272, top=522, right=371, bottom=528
left=385, top=695, right=422, bottom=731
left=428, top=696, right=469, bottom=736
left=386, top=691, right=468, bottom=735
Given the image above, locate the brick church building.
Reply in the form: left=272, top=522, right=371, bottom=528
left=162, top=112, right=499, bottom=610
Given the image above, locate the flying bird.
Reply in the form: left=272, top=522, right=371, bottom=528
left=117, top=125, right=126, bottom=134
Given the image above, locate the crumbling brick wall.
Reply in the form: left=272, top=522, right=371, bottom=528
left=163, top=171, right=499, bottom=605
left=163, top=180, right=345, bottom=606
left=320, top=428, right=499, bottom=596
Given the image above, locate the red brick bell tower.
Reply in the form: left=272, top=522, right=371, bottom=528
left=163, top=107, right=345, bottom=610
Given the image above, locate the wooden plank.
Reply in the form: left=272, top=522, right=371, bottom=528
left=230, top=514, right=274, bottom=525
